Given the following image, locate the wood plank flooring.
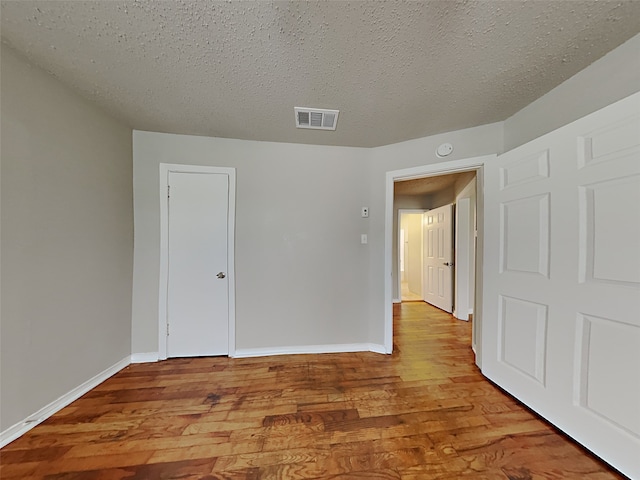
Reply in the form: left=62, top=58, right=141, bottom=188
left=1, top=302, right=626, bottom=479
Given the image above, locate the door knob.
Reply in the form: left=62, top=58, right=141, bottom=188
left=443, top=262, right=454, bottom=267
left=217, top=272, right=226, bottom=279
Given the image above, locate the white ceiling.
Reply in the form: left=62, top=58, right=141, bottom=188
left=2, top=1, right=639, bottom=148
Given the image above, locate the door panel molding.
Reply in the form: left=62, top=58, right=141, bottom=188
left=482, top=92, right=640, bottom=478
left=159, top=163, right=236, bottom=360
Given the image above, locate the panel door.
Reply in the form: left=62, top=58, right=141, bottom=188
left=167, top=172, right=229, bottom=357
left=482, top=92, right=640, bottom=478
left=423, top=204, right=453, bottom=312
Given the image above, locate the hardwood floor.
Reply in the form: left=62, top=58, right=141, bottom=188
left=1, top=302, right=626, bottom=479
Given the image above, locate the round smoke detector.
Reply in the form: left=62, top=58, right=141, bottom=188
left=436, top=143, right=454, bottom=158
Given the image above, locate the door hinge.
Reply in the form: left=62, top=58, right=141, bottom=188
left=166, top=323, right=170, bottom=336
left=167, top=185, right=170, bottom=198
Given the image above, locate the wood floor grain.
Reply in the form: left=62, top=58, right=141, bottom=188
left=0, top=302, right=626, bottom=479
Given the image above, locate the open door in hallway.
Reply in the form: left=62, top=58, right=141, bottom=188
left=423, top=203, right=453, bottom=313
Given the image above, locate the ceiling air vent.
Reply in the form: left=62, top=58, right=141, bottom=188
left=295, top=107, right=339, bottom=131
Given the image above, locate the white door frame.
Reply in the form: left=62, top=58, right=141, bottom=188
left=158, top=163, right=236, bottom=360
left=454, top=197, right=473, bottom=321
left=384, top=155, right=495, bottom=357
left=397, top=209, right=428, bottom=302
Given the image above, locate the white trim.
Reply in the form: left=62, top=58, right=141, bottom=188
left=234, top=343, right=386, bottom=358
left=454, top=197, right=472, bottom=321
left=393, top=298, right=401, bottom=304
left=384, top=155, right=495, bottom=354
left=367, top=343, right=388, bottom=354
left=158, top=163, right=236, bottom=360
left=131, top=352, right=159, bottom=363
left=0, top=356, right=130, bottom=448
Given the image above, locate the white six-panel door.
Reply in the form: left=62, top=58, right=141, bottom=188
left=166, top=171, right=230, bottom=357
left=423, top=204, right=453, bottom=313
left=482, top=92, right=640, bottom=478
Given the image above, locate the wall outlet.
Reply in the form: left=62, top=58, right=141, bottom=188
left=361, top=207, right=369, bottom=218
left=361, top=234, right=368, bottom=244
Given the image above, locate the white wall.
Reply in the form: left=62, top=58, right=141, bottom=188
left=429, top=187, right=456, bottom=209
left=393, top=195, right=430, bottom=301
left=0, top=45, right=133, bottom=432
left=132, top=131, right=371, bottom=354
left=405, top=213, right=423, bottom=297
left=504, top=33, right=640, bottom=151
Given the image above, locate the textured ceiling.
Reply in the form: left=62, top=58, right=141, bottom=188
left=2, top=1, right=640, bottom=148
left=395, top=171, right=474, bottom=196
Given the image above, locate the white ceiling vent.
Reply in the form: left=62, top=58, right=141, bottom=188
left=295, top=107, right=339, bottom=131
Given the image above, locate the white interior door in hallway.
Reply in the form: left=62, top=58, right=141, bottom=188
left=482, top=92, right=640, bottom=479
left=423, top=204, right=453, bottom=313
left=166, top=170, right=230, bottom=358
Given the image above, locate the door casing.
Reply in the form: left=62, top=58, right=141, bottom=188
left=158, top=163, right=236, bottom=360
left=384, top=154, right=495, bottom=360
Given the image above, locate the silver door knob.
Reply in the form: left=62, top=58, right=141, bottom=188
left=443, top=262, right=454, bottom=267
left=217, top=272, right=226, bottom=279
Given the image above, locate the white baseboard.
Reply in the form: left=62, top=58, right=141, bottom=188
left=234, top=343, right=387, bottom=358
left=368, top=343, right=389, bottom=354
left=393, top=298, right=401, bottom=304
left=131, top=352, right=159, bottom=363
left=0, top=356, right=130, bottom=448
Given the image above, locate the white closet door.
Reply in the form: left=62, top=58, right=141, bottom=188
left=167, top=171, right=229, bottom=357
left=482, top=92, right=640, bottom=478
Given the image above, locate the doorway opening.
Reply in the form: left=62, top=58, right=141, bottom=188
left=398, top=209, right=427, bottom=302
left=384, top=154, right=496, bottom=366
left=395, top=172, right=475, bottom=314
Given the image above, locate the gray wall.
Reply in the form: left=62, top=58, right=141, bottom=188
left=504, top=33, right=640, bottom=151
left=132, top=132, right=371, bottom=354
left=0, top=45, right=133, bottom=431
